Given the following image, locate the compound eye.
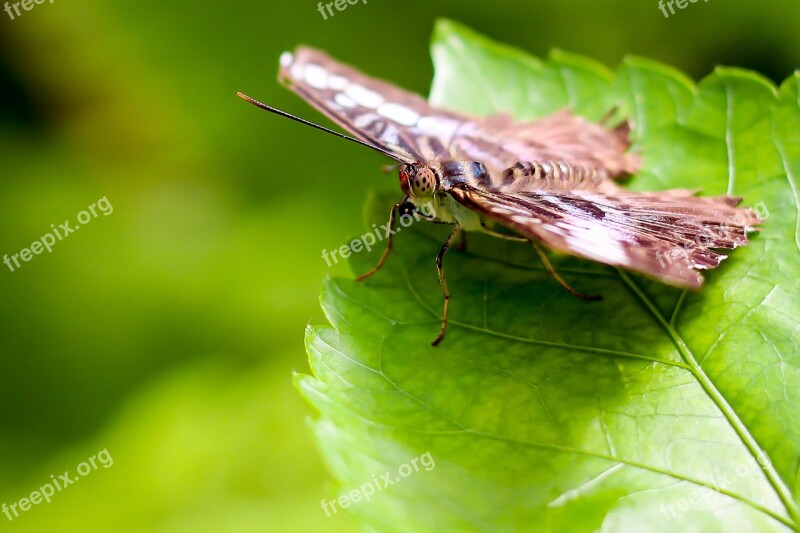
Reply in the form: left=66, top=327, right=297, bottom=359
left=411, top=167, right=436, bottom=196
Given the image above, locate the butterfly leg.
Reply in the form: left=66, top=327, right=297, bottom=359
left=456, top=230, right=467, bottom=251
left=599, top=105, right=619, bottom=125
left=432, top=225, right=461, bottom=346
left=355, top=196, right=408, bottom=282
left=477, top=226, right=600, bottom=300
left=532, top=243, right=602, bottom=301
left=480, top=226, right=528, bottom=242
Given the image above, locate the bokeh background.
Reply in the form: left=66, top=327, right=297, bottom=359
left=0, top=0, right=797, bottom=531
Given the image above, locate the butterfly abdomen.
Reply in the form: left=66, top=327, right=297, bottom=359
left=500, top=161, right=603, bottom=192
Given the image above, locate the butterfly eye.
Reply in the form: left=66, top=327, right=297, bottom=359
left=408, top=167, right=437, bottom=197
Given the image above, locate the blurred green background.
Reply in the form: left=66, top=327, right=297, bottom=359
left=0, top=0, right=797, bottom=530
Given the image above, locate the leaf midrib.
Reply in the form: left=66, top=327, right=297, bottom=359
left=618, top=269, right=800, bottom=529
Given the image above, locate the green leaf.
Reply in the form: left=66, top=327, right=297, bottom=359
left=295, top=19, right=800, bottom=532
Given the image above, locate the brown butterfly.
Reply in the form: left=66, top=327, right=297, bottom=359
left=238, top=46, right=761, bottom=346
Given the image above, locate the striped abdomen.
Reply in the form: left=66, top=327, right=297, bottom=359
left=439, top=160, right=606, bottom=192
left=500, top=161, right=604, bottom=191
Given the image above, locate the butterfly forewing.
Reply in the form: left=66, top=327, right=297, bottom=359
left=279, top=47, right=638, bottom=183
left=279, top=47, right=466, bottom=163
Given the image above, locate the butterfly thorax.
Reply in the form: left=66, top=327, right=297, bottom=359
left=399, top=162, right=491, bottom=232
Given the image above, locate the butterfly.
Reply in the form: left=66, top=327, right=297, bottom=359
left=238, top=46, right=762, bottom=346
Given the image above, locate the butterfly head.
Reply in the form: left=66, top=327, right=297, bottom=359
left=399, top=163, right=439, bottom=200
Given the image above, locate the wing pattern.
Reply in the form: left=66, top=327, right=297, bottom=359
left=447, top=183, right=760, bottom=288
left=279, top=47, right=464, bottom=163
left=276, top=46, right=760, bottom=288
left=279, top=47, right=637, bottom=180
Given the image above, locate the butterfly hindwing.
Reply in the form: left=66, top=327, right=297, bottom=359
left=446, top=182, right=759, bottom=288
left=448, top=110, right=639, bottom=181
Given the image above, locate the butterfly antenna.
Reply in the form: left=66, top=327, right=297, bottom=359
left=236, top=92, right=401, bottom=161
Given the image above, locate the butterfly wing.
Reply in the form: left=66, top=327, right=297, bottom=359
left=446, top=182, right=761, bottom=288
left=448, top=110, right=639, bottom=182
left=279, top=46, right=469, bottom=163
left=279, top=47, right=638, bottom=181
